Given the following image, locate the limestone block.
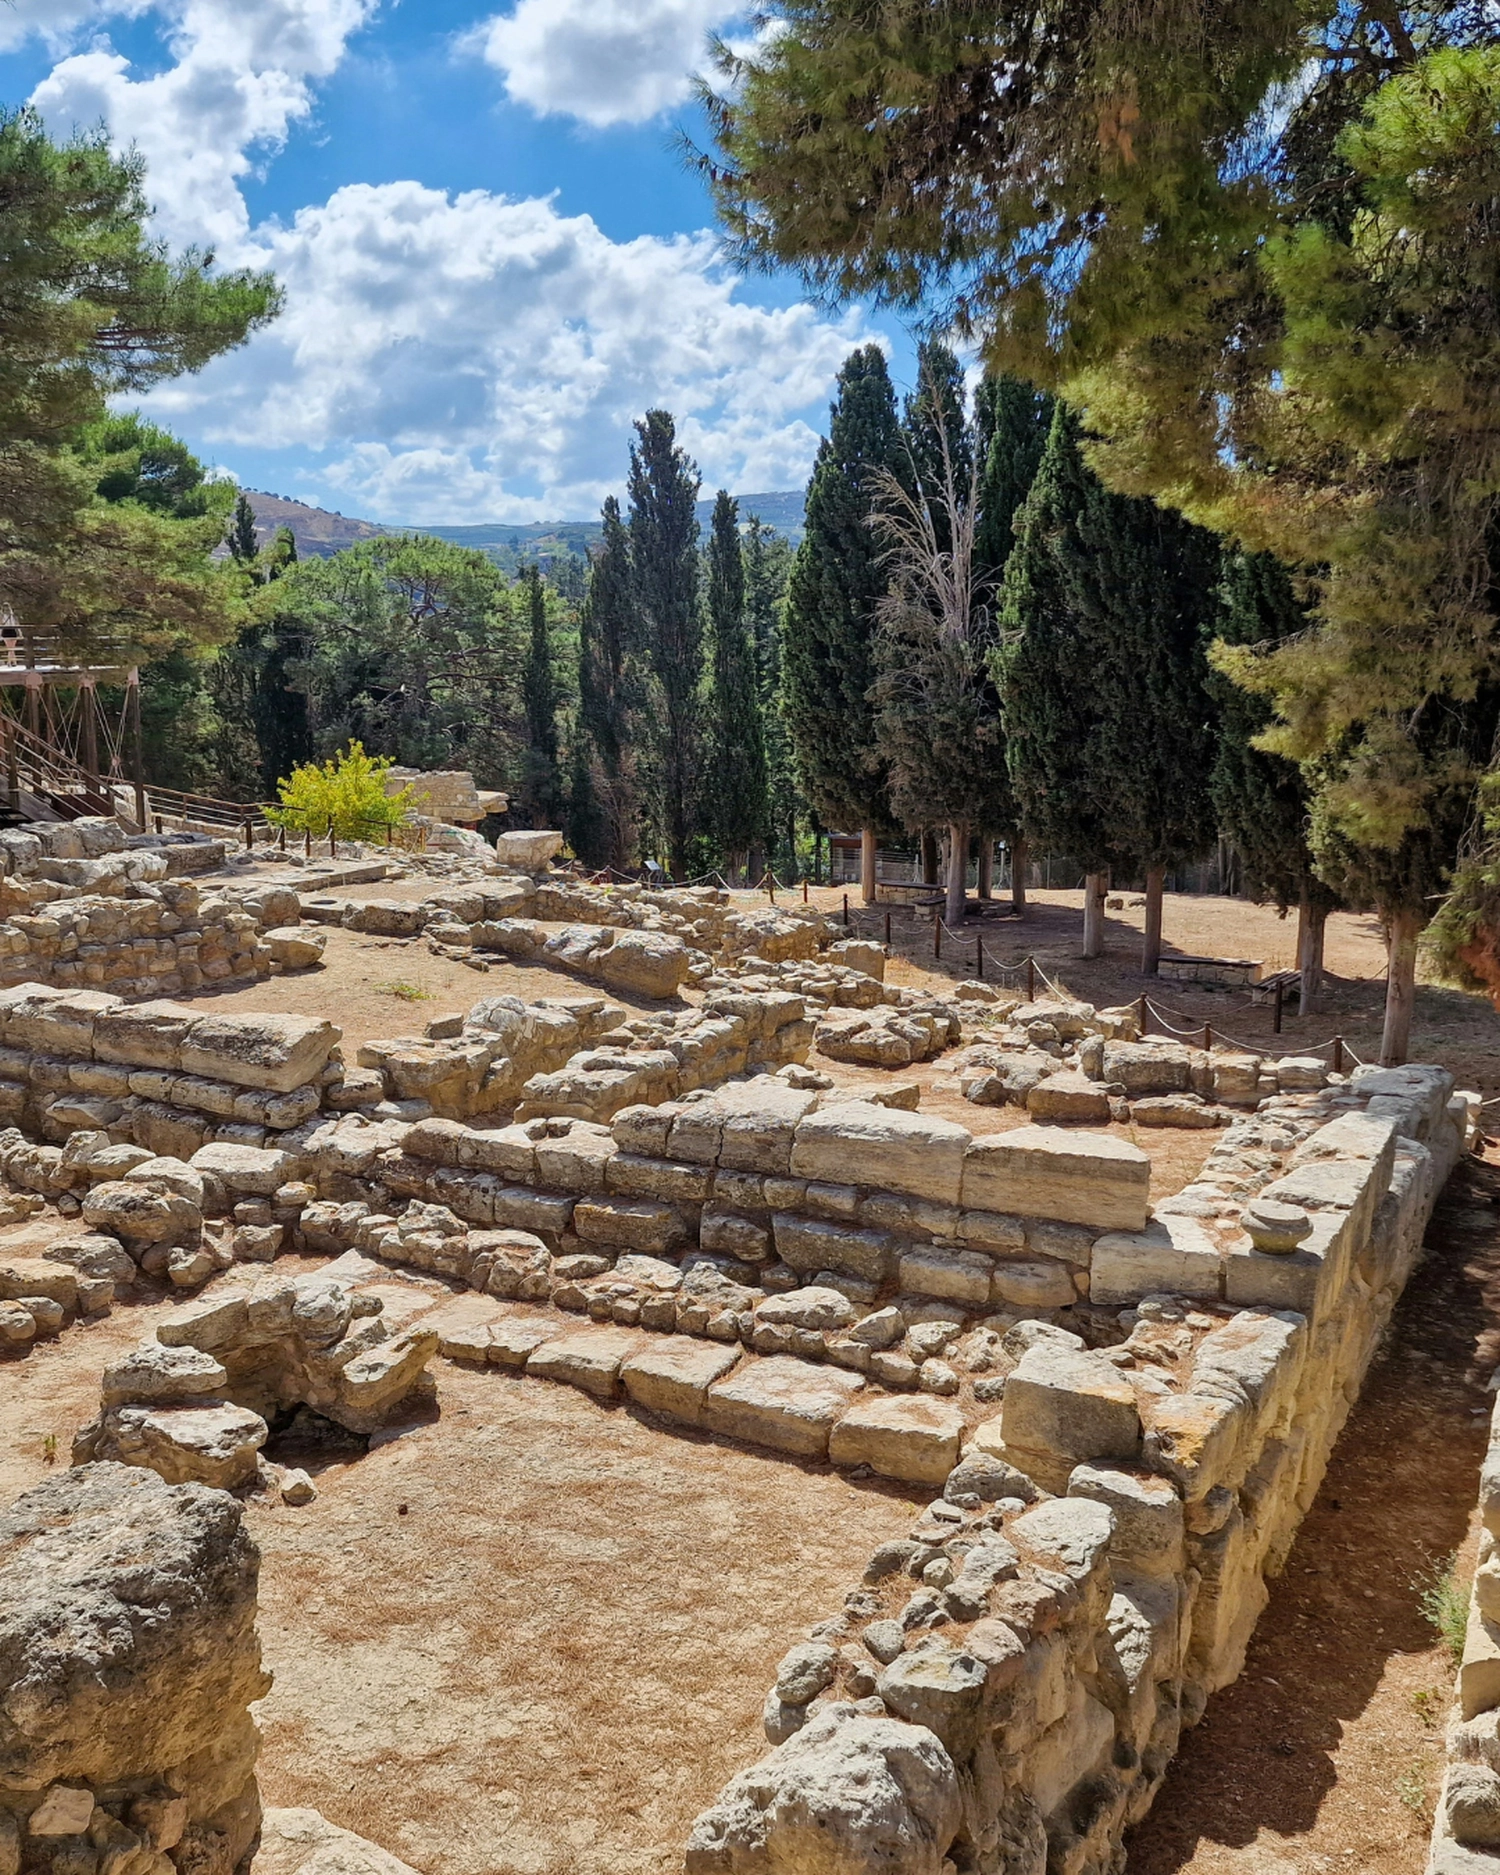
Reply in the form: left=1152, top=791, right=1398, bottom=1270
left=757, top=1286, right=855, bottom=1331
left=1091, top=1215, right=1223, bottom=1305
left=255, top=1807, right=424, bottom=1875
left=487, top=1316, right=563, bottom=1367
left=954, top=1210, right=1026, bottom=1253
left=1463, top=1597, right=1500, bottom=1721
left=606, top=1152, right=714, bottom=1203
left=704, top=1355, right=866, bottom=1459
left=80, top=1182, right=182, bottom=1245
left=101, top=1343, right=227, bottom=1407
left=1101, top=1041, right=1192, bottom=1096
left=773, top=1214, right=894, bottom=1285
left=103, top=1401, right=268, bottom=1490
left=876, top=1644, right=988, bottom=1757
left=492, top=1187, right=576, bottom=1238
left=621, top=1340, right=743, bottom=1424
left=424, top=1295, right=506, bottom=1361
left=0, top=1257, right=77, bottom=1309
left=1029, top=1681, right=1117, bottom=1820
left=1009, top=1498, right=1115, bottom=1583
left=495, top=830, right=563, bottom=869
left=1190, top=1310, right=1306, bottom=1433
left=961, top=1127, right=1150, bottom=1232
left=0, top=984, right=120, bottom=1058
left=684, top=1705, right=960, bottom=1875
left=1222, top=1214, right=1338, bottom=1316
left=91, top=1001, right=197, bottom=1072
left=190, top=1142, right=294, bottom=1196
left=263, top=927, right=326, bottom=969
left=828, top=1395, right=964, bottom=1485
left=1260, top=1151, right=1388, bottom=1247
left=534, top=1121, right=617, bottom=1193
left=466, top=1124, right=541, bottom=1182
left=1068, top=1464, right=1184, bottom=1575
left=179, top=1012, right=339, bottom=1094
left=898, top=1243, right=995, bottom=1307
left=1027, top=1070, right=1111, bottom=1125
left=334, top=1326, right=438, bottom=1428
left=716, top=1080, right=822, bottom=1176
left=593, top=929, right=690, bottom=999
left=573, top=1197, right=688, bottom=1254
left=1141, top=1391, right=1249, bottom=1502
left=527, top=1325, right=644, bottom=1399
left=790, top=1104, right=971, bottom=1206
left=989, top=1258, right=1078, bottom=1310
left=156, top=1293, right=250, bottom=1353
left=987, top=1345, right=1142, bottom=1494
left=701, top=1208, right=773, bottom=1262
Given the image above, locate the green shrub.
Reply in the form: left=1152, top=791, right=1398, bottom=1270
left=1414, top=1551, right=1469, bottom=1665
left=267, top=742, right=414, bottom=842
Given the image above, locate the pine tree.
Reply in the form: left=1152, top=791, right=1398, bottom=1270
left=782, top=345, right=904, bottom=900
left=703, top=491, right=769, bottom=882
left=578, top=495, right=641, bottom=869
left=997, top=404, right=1217, bottom=964
left=518, top=564, right=561, bottom=827
left=628, top=411, right=702, bottom=878
left=1209, top=551, right=1338, bottom=1009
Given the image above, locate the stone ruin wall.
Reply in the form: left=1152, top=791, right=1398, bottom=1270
left=0, top=843, right=1485, bottom=1875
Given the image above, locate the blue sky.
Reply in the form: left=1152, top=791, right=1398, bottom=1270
left=1, top=0, right=914, bottom=524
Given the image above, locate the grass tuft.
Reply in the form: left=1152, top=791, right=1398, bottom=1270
left=1413, top=1550, right=1469, bottom=1665
left=372, top=980, right=432, bottom=1002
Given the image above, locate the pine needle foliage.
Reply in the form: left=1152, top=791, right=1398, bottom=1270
left=704, top=491, right=769, bottom=869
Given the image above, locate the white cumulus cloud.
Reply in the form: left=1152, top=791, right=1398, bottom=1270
left=140, top=179, right=867, bottom=521
left=468, top=0, right=741, bottom=128
left=29, top=0, right=375, bottom=253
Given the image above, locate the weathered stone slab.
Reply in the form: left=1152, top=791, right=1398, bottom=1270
left=704, top=1355, right=865, bottom=1458
left=621, top=1340, right=743, bottom=1424
left=961, top=1127, right=1150, bottom=1232
left=982, top=1344, right=1142, bottom=1494
left=487, top=1315, right=563, bottom=1367
left=790, top=1104, right=971, bottom=1206
left=527, top=1325, right=643, bottom=1398
left=1090, top=1215, right=1223, bottom=1305
left=92, top=1000, right=197, bottom=1071
left=828, top=1395, right=963, bottom=1485
left=179, top=1011, right=339, bottom=1094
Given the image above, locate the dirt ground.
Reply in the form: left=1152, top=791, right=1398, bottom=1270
left=0, top=1257, right=923, bottom=1875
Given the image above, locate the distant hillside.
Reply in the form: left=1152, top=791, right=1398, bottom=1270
left=234, top=487, right=806, bottom=568
left=239, top=491, right=386, bottom=558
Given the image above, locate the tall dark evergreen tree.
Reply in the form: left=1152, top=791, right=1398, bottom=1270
left=703, top=491, right=769, bottom=881
left=997, top=404, right=1217, bottom=964
left=518, top=564, right=561, bottom=827
left=628, top=411, right=702, bottom=878
left=578, top=495, right=641, bottom=867
left=1210, top=551, right=1338, bottom=1010
left=782, top=345, right=903, bottom=900
left=746, top=517, right=800, bottom=879
left=874, top=348, right=1015, bottom=925
left=903, top=339, right=972, bottom=556
left=226, top=491, right=258, bottom=565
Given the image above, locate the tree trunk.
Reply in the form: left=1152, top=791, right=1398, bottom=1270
left=945, top=821, right=969, bottom=930
left=922, top=830, right=940, bottom=886
left=1380, top=907, right=1420, bottom=1067
left=747, top=844, right=763, bottom=888
left=860, top=827, right=877, bottom=905
left=977, top=839, right=993, bottom=900
left=1082, top=870, right=1106, bottom=959
left=1010, top=837, right=1028, bottom=914
left=1142, top=865, right=1165, bottom=976
left=1297, top=895, right=1327, bottom=1017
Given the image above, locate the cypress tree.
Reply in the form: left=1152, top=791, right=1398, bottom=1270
left=782, top=345, right=903, bottom=901
left=746, top=517, right=800, bottom=879
left=1209, top=551, right=1338, bottom=1010
left=873, top=345, right=1016, bottom=927
left=704, top=491, right=769, bottom=882
left=578, top=495, right=641, bottom=868
left=226, top=491, right=258, bottom=565
left=997, top=404, right=1217, bottom=964
left=628, top=411, right=702, bottom=878
left=518, top=564, right=561, bottom=827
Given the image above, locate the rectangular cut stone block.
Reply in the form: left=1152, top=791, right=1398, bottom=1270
left=1141, top=1390, right=1248, bottom=1501
left=92, top=1001, right=197, bottom=1071
left=715, top=1081, right=821, bottom=1176
left=789, top=1104, right=971, bottom=1206
left=1090, top=1216, right=1223, bottom=1305
left=180, top=1012, right=339, bottom=1094
left=190, top=1141, right=293, bottom=1195
left=983, top=1345, right=1142, bottom=1494
left=961, top=1127, right=1150, bottom=1231
left=1222, top=1211, right=1345, bottom=1316
left=487, top=1315, right=563, bottom=1367
left=491, top=1187, right=576, bottom=1238
left=573, top=1198, right=688, bottom=1254
left=605, top=1153, right=714, bottom=1203
left=0, top=985, right=120, bottom=1058
left=534, top=1123, right=617, bottom=1194
left=1259, top=1153, right=1388, bottom=1250
left=773, top=1214, right=893, bottom=1284
left=527, top=1326, right=644, bottom=1399
left=0, top=1258, right=77, bottom=1309
left=465, top=1125, right=539, bottom=1181
left=898, top=1244, right=994, bottom=1306
left=704, top=1355, right=865, bottom=1458
left=621, top=1340, right=743, bottom=1425
left=1462, top=1595, right=1500, bottom=1720
left=828, top=1395, right=963, bottom=1485
left=424, top=1295, right=507, bottom=1361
